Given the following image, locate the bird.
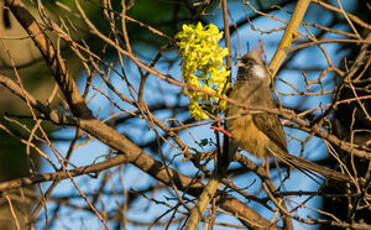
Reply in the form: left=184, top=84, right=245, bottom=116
left=223, top=48, right=350, bottom=182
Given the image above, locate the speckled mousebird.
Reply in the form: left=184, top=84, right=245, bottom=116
left=223, top=48, right=349, bottom=182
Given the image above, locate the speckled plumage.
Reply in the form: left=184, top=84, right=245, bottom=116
left=226, top=48, right=286, bottom=162
left=222, top=49, right=350, bottom=182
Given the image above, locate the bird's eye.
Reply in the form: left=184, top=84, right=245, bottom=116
left=245, top=60, right=255, bottom=68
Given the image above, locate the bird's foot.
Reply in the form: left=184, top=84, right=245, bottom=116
left=210, top=114, right=233, bottom=138
left=210, top=125, right=232, bottom=138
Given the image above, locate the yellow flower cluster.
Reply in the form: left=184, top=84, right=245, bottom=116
left=176, top=22, right=230, bottom=121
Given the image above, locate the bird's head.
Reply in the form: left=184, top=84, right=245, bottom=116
left=236, top=48, right=269, bottom=84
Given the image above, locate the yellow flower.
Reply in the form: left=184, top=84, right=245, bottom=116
left=176, top=22, right=230, bottom=121
left=189, top=102, right=210, bottom=121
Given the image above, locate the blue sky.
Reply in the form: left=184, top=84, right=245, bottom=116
left=36, top=1, right=357, bottom=229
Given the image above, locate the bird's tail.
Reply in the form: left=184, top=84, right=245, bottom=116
left=268, top=147, right=352, bottom=183
left=217, top=137, right=237, bottom=175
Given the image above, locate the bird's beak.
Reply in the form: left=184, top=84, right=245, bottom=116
left=235, top=56, right=244, bottom=67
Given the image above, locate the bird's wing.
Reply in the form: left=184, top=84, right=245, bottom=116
left=252, top=112, right=288, bottom=152
left=253, top=110, right=351, bottom=182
